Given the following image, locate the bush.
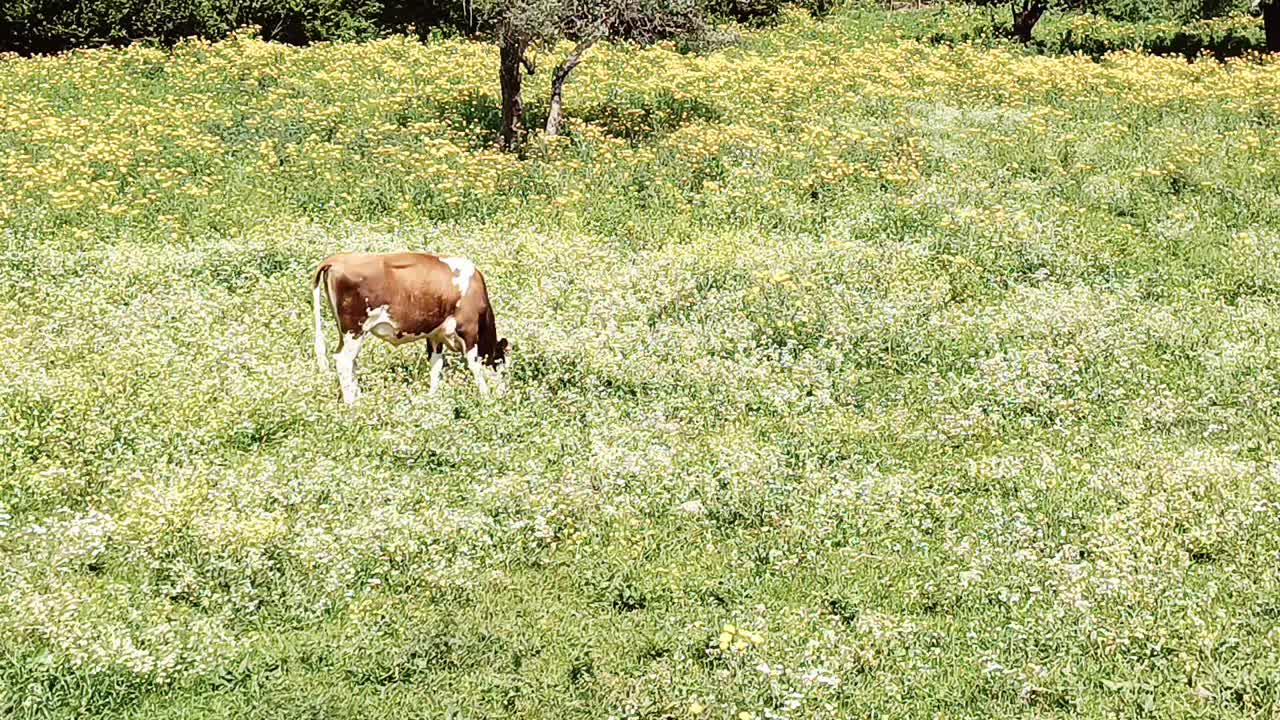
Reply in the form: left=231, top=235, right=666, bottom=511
left=1091, top=0, right=1249, bottom=23
left=916, top=4, right=1265, bottom=57
left=707, top=0, right=840, bottom=25
left=707, top=0, right=788, bottom=24
left=0, top=0, right=389, bottom=54
left=956, top=0, right=1251, bottom=24
left=952, top=0, right=1253, bottom=46
left=1047, top=11, right=1265, bottom=56
left=0, top=0, right=799, bottom=54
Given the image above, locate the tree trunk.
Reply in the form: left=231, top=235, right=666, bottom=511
left=499, top=32, right=528, bottom=151
left=545, top=37, right=598, bottom=137
left=1264, top=1, right=1280, bottom=53
left=1012, top=1, right=1046, bottom=44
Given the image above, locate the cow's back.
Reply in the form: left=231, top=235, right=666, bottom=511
left=321, top=252, right=461, bottom=339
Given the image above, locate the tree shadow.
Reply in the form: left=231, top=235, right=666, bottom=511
left=578, top=91, right=722, bottom=142
left=1050, top=26, right=1265, bottom=59
left=390, top=88, right=720, bottom=149
left=392, top=90, right=506, bottom=149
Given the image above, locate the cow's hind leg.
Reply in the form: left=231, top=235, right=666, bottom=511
left=428, top=342, right=445, bottom=395
left=335, top=332, right=365, bottom=405
left=464, top=343, right=490, bottom=398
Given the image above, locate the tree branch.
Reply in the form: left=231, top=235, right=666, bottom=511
left=551, top=34, right=597, bottom=85
left=545, top=29, right=603, bottom=136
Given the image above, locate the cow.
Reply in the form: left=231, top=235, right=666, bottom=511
left=311, top=252, right=508, bottom=404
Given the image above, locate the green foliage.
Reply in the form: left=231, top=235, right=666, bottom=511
left=708, top=0, right=790, bottom=23
left=958, top=0, right=1251, bottom=43
left=0, top=0, right=388, bottom=53
left=708, top=0, right=840, bottom=24
left=1089, top=0, right=1249, bottom=22
left=962, top=0, right=1255, bottom=24
left=487, top=0, right=711, bottom=44
left=912, top=4, right=1266, bottom=57
left=1046, top=11, right=1264, bottom=55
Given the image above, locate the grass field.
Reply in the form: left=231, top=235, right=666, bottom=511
left=3, top=6, right=1280, bottom=718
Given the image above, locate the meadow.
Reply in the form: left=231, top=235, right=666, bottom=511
left=3, top=5, right=1280, bottom=718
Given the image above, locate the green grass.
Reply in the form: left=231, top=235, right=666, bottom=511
left=2, top=6, right=1280, bottom=719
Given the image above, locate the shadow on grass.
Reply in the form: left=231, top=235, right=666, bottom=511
left=579, top=91, right=722, bottom=142
left=391, top=91, right=507, bottom=150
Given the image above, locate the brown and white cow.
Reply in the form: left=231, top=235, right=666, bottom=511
left=311, top=252, right=508, bottom=403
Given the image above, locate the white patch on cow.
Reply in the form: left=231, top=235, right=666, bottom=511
left=421, top=315, right=463, bottom=353
left=361, top=304, right=431, bottom=347
left=441, top=257, right=475, bottom=296
left=465, top=343, right=489, bottom=397
left=362, top=304, right=400, bottom=341
left=335, top=333, right=364, bottom=405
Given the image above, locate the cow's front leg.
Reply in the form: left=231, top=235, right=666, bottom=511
left=335, top=333, right=364, bottom=405
left=464, top=344, right=490, bottom=398
left=428, top=343, right=445, bottom=394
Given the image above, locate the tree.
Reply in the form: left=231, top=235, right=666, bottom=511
left=497, top=15, right=533, bottom=149
left=457, top=0, right=708, bottom=149
left=970, top=0, right=1052, bottom=43
left=970, top=0, right=1265, bottom=47
left=539, top=0, right=708, bottom=137
left=1009, top=0, right=1047, bottom=43
left=1261, top=0, right=1280, bottom=52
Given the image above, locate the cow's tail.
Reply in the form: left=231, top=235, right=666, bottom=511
left=312, top=264, right=331, bottom=372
